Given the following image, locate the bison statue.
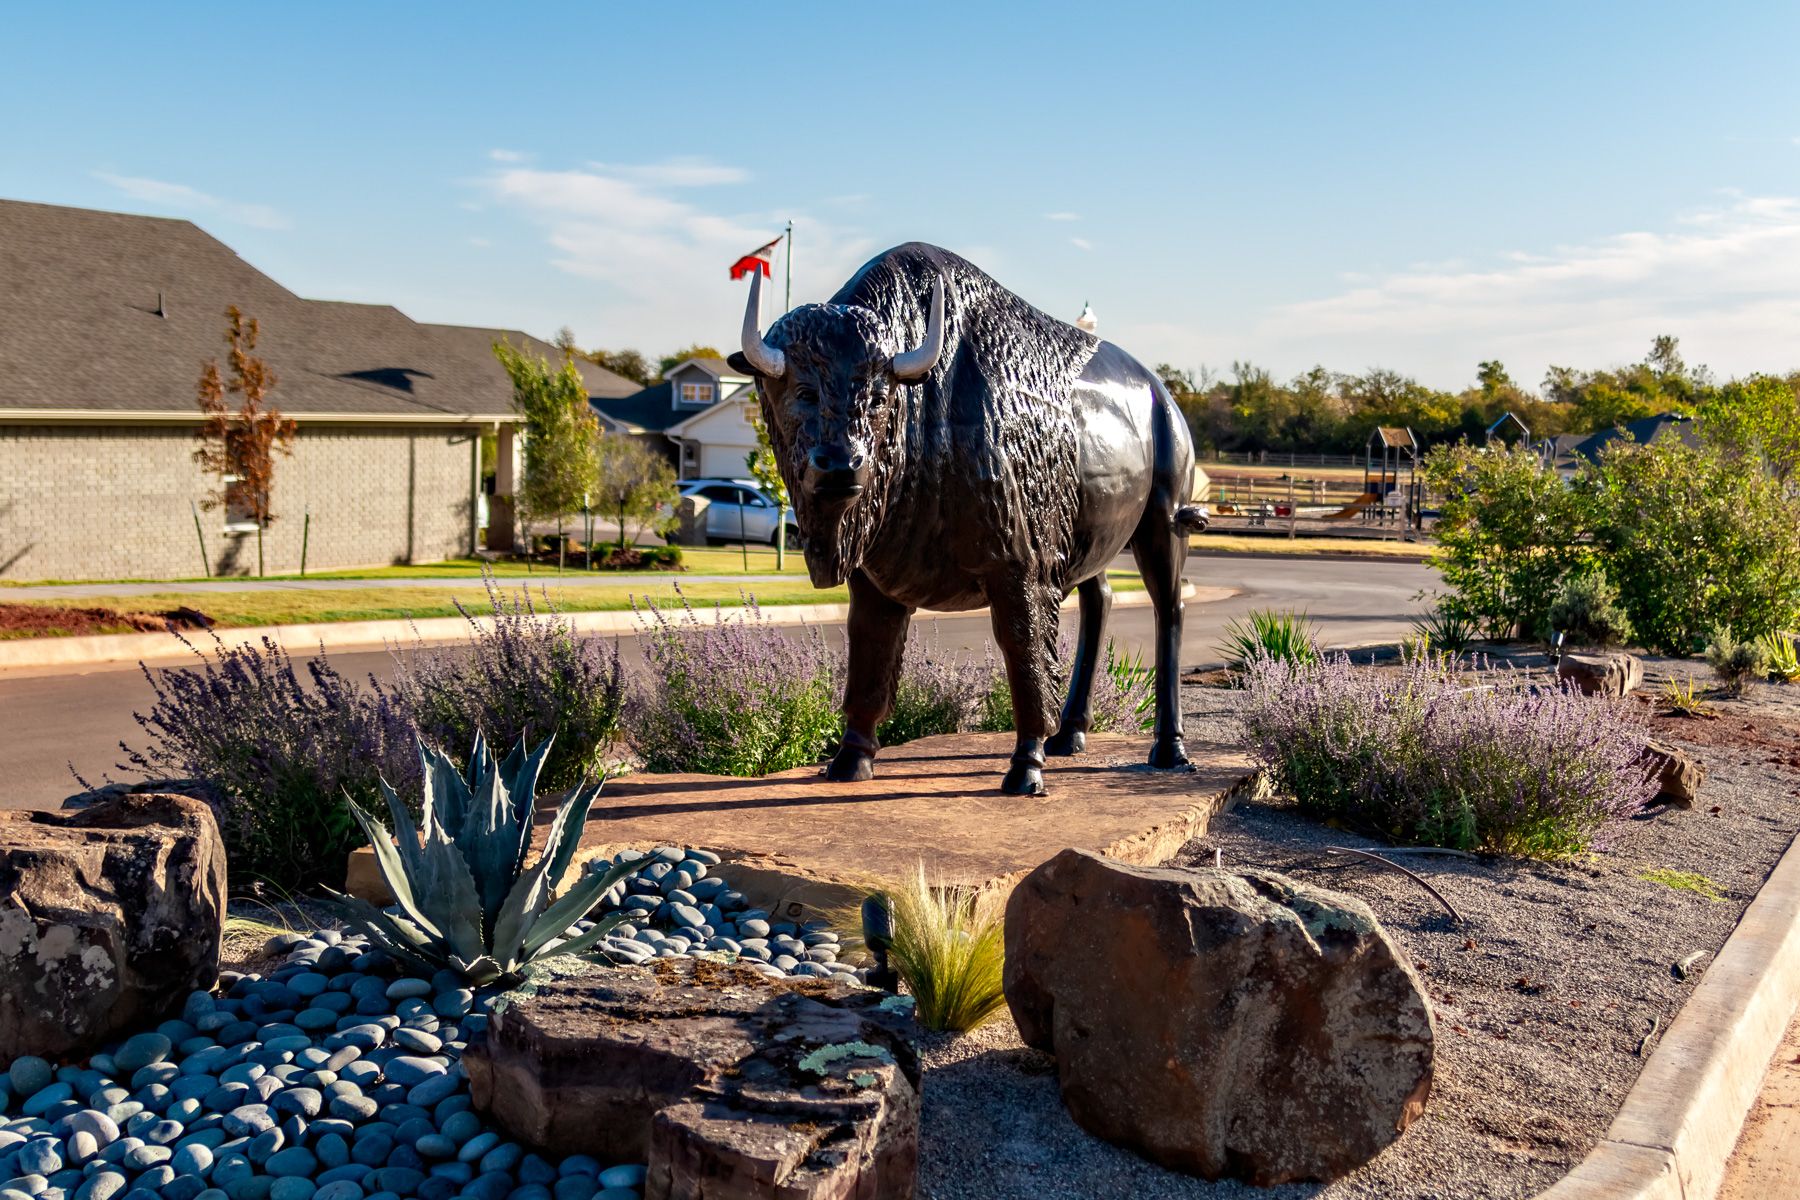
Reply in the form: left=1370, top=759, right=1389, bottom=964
left=731, top=243, right=1205, bottom=795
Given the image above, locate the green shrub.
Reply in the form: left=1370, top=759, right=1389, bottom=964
left=1421, top=443, right=1593, bottom=640
left=1704, top=627, right=1768, bottom=696
left=1547, top=570, right=1635, bottom=647
left=1217, top=609, right=1320, bottom=669
left=1584, top=439, right=1800, bottom=654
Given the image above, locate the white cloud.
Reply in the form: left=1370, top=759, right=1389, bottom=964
left=1069, top=237, right=1093, bottom=251
left=1242, top=194, right=1800, bottom=386
left=92, top=172, right=289, bottom=230
left=583, top=157, right=748, bottom=187
left=1044, top=211, right=1079, bottom=221
left=488, top=148, right=529, bottom=163
left=482, top=158, right=874, bottom=350
left=468, top=237, right=491, bottom=248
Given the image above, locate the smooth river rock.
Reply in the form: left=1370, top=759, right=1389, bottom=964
left=1004, top=848, right=1435, bottom=1186
left=0, top=794, right=227, bottom=1064
left=465, top=958, right=919, bottom=1199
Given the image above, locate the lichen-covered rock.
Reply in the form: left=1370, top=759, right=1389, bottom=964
left=1004, top=848, right=1434, bottom=1186
left=0, top=794, right=226, bottom=1064
left=1558, top=652, right=1644, bottom=697
left=464, top=957, right=919, bottom=1199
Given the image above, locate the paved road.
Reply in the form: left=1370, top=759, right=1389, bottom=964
left=0, top=554, right=1433, bottom=812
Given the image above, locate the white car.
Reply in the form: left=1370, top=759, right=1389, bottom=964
left=678, top=478, right=801, bottom=547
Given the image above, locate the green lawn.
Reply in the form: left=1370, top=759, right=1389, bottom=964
left=5, top=570, right=1149, bottom=635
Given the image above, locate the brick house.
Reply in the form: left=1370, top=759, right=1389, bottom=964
left=0, top=199, right=636, bottom=581
left=590, top=355, right=761, bottom=480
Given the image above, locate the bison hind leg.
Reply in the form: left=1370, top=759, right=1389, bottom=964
left=1047, top=574, right=1114, bottom=756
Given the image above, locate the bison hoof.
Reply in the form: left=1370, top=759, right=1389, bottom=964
left=1000, top=763, right=1046, bottom=796
left=1147, top=738, right=1190, bottom=770
left=824, top=746, right=876, bottom=783
left=1045, top=728, right=1086, bottom=757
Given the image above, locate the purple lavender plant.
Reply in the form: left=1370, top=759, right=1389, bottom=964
left=1238, top=651, right=1655, bottom=858
left=624, top=587, right=843, bottom=775
left=880, top=623, right=989, bottom=746
left=387, top=574, right=623, bottom=790
left=120, top=634, right=416, bottom=890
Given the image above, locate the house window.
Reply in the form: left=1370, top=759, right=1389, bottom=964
left=679, top=382, right=713, bottom=406
left=221, top=475, right=261, bottom=533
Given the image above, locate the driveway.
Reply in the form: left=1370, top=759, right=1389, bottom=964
left=0, top=553, right=1434, bottom=812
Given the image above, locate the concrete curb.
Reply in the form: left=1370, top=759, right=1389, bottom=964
left=0, top=582, right=1221, bottom=673
left=1536, top=828, right=1800, bottom=1200
left=1191, top=547, right=1433, bottom=564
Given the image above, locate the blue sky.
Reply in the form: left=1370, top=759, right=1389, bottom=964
left=4, top=1, right=1798, bottom=390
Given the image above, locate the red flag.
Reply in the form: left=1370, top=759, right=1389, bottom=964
left=729, top=236, right=783, bottom=280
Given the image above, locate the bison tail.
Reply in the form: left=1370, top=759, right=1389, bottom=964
left=1174, top=504, right=1210, bottom=535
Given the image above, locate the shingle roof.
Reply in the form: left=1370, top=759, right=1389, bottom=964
left=592, top=382, right=684, bottom=433
left=1568, top=412, right=1702, bottom=463
left=0, top=199, right=638, bottom=421
left=664, top=356, right=739, bottom=380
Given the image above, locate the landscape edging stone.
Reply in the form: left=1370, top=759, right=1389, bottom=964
left=1535, top=829, right=1800, bottom=1200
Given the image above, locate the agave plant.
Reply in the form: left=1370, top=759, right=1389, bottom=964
left=324, top=731, right=636, bottom=985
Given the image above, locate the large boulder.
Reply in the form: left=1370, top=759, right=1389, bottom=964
left=1558, top=652, right=1644, bottom=697
left=1004, top=848, right=1434, bottom=1186
left=465, top=958, right=919, bottom=1200
left=1, top=794, right=227, bottom=1064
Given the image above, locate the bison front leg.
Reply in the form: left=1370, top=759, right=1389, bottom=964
left=826, top=570, right=913, bottom=783
left=986, top=577, right=1063, bottom=796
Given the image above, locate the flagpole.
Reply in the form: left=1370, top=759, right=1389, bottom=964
left=784, top=219, right=793, bottom=313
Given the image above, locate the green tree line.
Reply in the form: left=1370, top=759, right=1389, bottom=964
left=1156, top=335, right=1798, bottom=455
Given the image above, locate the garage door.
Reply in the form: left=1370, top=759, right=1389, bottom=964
left=699, top=443, right=753, bottom=479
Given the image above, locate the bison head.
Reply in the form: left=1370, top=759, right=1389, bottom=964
left=729, top=270, right=944, bottom=587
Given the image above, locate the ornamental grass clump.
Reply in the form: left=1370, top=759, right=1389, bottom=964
left=389, top=575, right=624, bottom=790
left=119, top=635, right=416, bottom=891
left=324, top=730, right=637, bottom=985
left=1239, top=652, right=1656, bottom=859
left=865, top=864, right=1007, bottom=1032
left=625, top=587, right=842, bottom=775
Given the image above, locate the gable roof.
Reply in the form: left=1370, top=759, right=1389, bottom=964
left=1567, top=412, right=1702, bottom=464
left=664, top=386, right=756, bottom=438
left=0, top=198, right=637, bottom=422
left=662, top=356, right=747, bottom=383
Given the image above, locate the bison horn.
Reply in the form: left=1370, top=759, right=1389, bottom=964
left=740, top=270, right=786, bottom=379
left=891, top=276, right=945, bottom=382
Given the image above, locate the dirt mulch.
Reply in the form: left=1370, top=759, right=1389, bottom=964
left=915, top=675, right=1800, bottom=1200
left=0, top=602, right=213, bottom=639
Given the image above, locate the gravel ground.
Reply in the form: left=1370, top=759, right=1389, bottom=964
left=915, top=659, right=1800, bottom=1200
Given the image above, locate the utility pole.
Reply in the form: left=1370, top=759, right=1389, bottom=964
left=784, top=220, right=794, bottom=313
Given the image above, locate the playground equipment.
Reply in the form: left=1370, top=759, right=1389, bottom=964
left=1326, top=425, right=1423, bottom=530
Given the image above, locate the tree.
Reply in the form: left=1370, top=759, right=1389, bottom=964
left=745, top=404, right=792, bottom=568
left=584, top=348, right=653, bottom=387
left=553, top=326, right=579, bottom=357
left=657, top=344, right=724, bottom=376
left=592, top=432, right=677, bottom=551
left=493, top=340, right=599, bottom=567
left=194, top=306, right=295, bottom=578
left=1699, top=373, right=1800, bottom=483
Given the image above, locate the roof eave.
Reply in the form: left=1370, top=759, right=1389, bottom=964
left=0, top=408, right=518, bottom=426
